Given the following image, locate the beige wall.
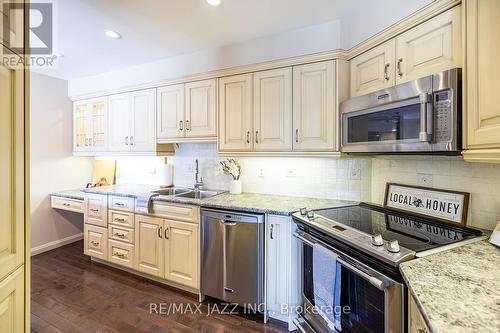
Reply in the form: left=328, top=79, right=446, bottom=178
left=30, top=73, right=93, bottom=253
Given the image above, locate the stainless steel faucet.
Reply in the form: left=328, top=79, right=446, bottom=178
left=194, top=159, right=203, bottom=190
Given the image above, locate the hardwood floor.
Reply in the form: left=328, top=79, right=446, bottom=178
left=31, top=241, right=289, bottom=333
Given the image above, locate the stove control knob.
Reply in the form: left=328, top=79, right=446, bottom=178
left=300, top=207, right=307, bottom=216
left=371, top=234, right=384, bottom=246
left=306, top=210, right=315, bottom=219
left=387, top=239, right=400, bottom=253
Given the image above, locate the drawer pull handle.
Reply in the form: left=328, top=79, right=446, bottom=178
left=165, top=227, right=169, bottom=240
left=417, top=329, right=428, bottom=333
left=384, top=63, right=390, bottom=81
left=63, top=203, right=70, bottom=207
left=114, top=233, right=126, bottom=239
left=114, top=218, right=126, bottom=223
left=90, top=241, right=99, bottom=246
left=114, top=203, right=125, bottom=207
left=397, top=58, right=403, bottom=77
left=114, top=252, right=126, bottom=259
left=158, top=226, right=163, bottom=238
left=90, top=208, right=99, bottom=213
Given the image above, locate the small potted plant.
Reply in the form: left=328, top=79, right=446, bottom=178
left=220, top=158, right=242, bottom=194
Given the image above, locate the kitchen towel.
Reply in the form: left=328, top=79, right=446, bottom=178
left=135, top=192, right=156, bottom=214
left=313, top=243, right=342, bottom=332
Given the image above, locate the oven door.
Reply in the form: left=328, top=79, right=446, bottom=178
left=294, top=230, right=404, bottom=333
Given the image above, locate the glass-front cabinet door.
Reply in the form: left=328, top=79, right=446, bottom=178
left=73, top=97, right=108, bottom=153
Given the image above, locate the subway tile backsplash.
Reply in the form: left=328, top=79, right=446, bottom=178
left=110, top=144, right=499, bottom=230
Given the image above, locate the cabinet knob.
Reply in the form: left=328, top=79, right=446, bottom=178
left=165, top=227, right=169, bottom=240
left=130, top=136, right=134, bottom=146
left=186, top=120, right=191, bottom=131
left=384, top=63, right=390, bottom=81
left=246, top=131, right=250, bottom=144
left=179, top=120, right=184, bottom=131
left=125, top=136, right=129, bottom=146
left=255, top=131, right=259, bottom=144
left=397, top=58, right=403, bottom=77
left=270, top=224, right=274, bottom=240
left=295, top=129, right=299, bottom=143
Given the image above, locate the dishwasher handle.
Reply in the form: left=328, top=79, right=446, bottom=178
left=220, top=220, right=238, bottom=226
left=202, top=208, right=264, bottom=224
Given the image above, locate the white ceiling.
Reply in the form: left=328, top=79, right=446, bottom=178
left=35, top=0, right=432, bottom=80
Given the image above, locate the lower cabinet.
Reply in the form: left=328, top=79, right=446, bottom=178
left=134, top=214, right=200, bottom=289
left=0, top=266, right=24, bottom=333
left=408, top=293, right=430, bottom=333
left=266, top=214, right=300, bottom=330
left=108, top=240, right=135, bottom=269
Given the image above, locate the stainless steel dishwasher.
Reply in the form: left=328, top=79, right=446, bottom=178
left=201, top=208, right=264, bottom=308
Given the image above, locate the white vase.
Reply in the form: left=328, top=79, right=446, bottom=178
left=229, top=180, right=242, bottom=195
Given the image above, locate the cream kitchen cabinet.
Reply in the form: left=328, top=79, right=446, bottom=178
left=218, top=73, right=254, bottom=152
left=253, top=68, right=293, bottom=152
left=266, top=214, right=300, bottom=330
left=73, top=98, right=108, bottom=153
left=84, top=224, right=108, bottom=260
left=293, top=61, right=336, bottom=151
left=0, top=0, right=24, bottom=53
left=349, top=6, right=461, bottom=97
left=408, top=293, right=430, bottom=333
left=157, top=79, right=217, bottom=143
left=350, top=40, right=395, bottom=97
left=462, top=0, right=500, bottom=163
left=395, top=6, right=461, bottom=84
left=84, top=193, right=108, bottom=228
left=135, top=203, right=200, bottom=290
left=108, top=89, right=156, bottom=152
left=0, top=266, right=24, bottom=333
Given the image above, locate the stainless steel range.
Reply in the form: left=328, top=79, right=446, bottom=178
left=292, top=203, right=484, bottom=333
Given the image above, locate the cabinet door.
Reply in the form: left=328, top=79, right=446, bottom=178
left=218, top=74, right=253, bottom=152
left=135, top=215, right=164, bottom=277
left=84, top=194, right=108, bottom=228
left=90, top=98, right=108, bottom=151
left=0, top=53, right=24, bottom=280
left=395, top=6, right=461, bottom=84
left=0, top=266, right=24, bottom=333
left=84, top=224, right=107, bottom=260
left=157, top=84, right=185, bottom=140
left=165, top=220, right=199, bottom=289
left=349, top=40, right=395, bottom=97
left=408, top=293, right=430, bottom=333
left=73, top=100, right=91, bottom=152
left=0, top=0, right=24, bottom=53
left=254, top=68, right=293, bottom=151
left=185, top=79, right=217, bottom=138
left=464, top=0, right=500, bottom=151
left=130, top=89, right=156, bottom=152
left=108, top=93, right=131, bottom=152
left=293, top=61, right=336, bottom=151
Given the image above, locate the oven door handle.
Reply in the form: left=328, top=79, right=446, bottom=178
left=419, top=93, right=432, bottom=142
left=294, top=232, right=391, bottom=291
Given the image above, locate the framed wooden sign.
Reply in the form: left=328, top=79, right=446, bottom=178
left=384, top=183, right=470, bottom=226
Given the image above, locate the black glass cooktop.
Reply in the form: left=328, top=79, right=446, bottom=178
left=313, top=203, right=482, bottom=253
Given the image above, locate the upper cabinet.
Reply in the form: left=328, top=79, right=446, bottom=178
left=463, top=0, right=500, bottom=163
left=0, top=0, right=24, bottom=53
left=253, top=68, right=293, bottom=152
left=108, top=89, right=156, bottom=153
left=350, top=40, right=395, bottom=97
left=293, top=61, right=336, bottom=151
left=157, top=79, right=217, bottom=143
left=73, top=98, right=108, bottom=153
left=218, top=61, right=339, bottom=154
left=349, top=6, right=462, bottom=97
left=218, top=73, right=254, bottom=152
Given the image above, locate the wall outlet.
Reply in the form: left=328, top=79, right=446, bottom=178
left=258, top=168, right=265, bottom=179
left=418, top=173, right=433, bottom=186
left=285, top=168, right=297, bottom=178
left=350, top=169, right=361, bottom=180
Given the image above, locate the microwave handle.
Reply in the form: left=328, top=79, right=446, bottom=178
left=293, top=231, right=390, bottom=291
left=419, top=93, right=432, bottom=142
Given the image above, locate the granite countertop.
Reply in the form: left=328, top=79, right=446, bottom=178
left=52, top=184, right=356, bottom=216
left=50, top=189, right=85, bottom=200
left=400, top=240, right=500, bottom=333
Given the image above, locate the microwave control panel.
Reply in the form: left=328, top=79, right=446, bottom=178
left=433, top=90, right=452, bottom=142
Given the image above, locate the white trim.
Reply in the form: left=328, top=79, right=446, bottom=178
left=31, top=233, right=84, bottom=256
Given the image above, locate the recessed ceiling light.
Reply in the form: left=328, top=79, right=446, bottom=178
left=105, top=30, right=122, bottom=39
left=206, top=0, right=221, bottom=6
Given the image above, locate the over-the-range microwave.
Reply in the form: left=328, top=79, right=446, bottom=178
left=340, top=68, right=461, bottom=154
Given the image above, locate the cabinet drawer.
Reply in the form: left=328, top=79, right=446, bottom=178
left=108, top=210, right=134, bottom=228
left=108, top=240, right=135, bottom=268
left=85, top=194, right=108, bottom=227
left=51, top=196, right=84, bottom=213
left=108, top=196, right=135, bottom=212
left=84, top=224, right=108, bottom=260
left=108, top=225, right=134, bottom=244
left=151, top=202, right=200, bottom=223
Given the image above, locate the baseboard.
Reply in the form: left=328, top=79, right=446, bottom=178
left=31, top=233, right=83, bottom=256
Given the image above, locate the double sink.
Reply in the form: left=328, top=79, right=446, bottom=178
left=152, top=187, right=223, bottom=200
